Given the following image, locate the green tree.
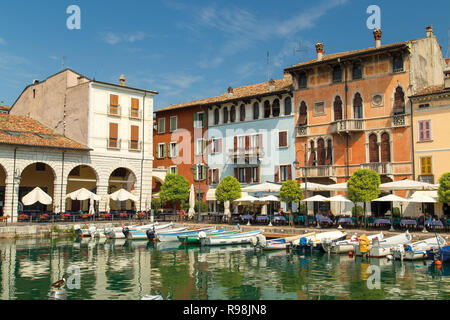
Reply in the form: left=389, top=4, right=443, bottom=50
left=347, top=169, right=381, bottom=228
left=438, top=172, right=450, bottom=204
left=159, top=173, right=190, bottom=213
left=279, top=180, right=304, bottom=226
left=216, top=176, right=241, bottom=202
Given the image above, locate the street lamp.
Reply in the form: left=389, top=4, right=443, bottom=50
left=293, top=143, right=309, bottom=227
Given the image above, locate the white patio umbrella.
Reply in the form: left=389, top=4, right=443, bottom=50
left=258, top=195, right=280, bottom=202
left=109, top=189, right=139, bottom=202
left=319, top=183, right=348, bottom=192
left=299, top=182, right=327, bottom=191
left=66, top=188, right=101, bottom=201
left=301, top=195, right=329, bottom=202
left=188, top=184, right=196, bottom=219
left=379, top=179, right=436, bottom=191
left=233, top=195, right=259, bottom=203
left=325, top=195, right=353, bottom=216
left=22, top=187, right=52, bottom=206
left=242, top=182, right=281, bottom=193
left=373, top=194, right=409, bottom=231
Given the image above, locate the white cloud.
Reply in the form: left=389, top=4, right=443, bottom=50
left=99, top=31, right=152, bottom=45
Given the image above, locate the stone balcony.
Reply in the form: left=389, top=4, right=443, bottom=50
left=296, top=165, right=333, bottom=179
left=296, top=125, right=308, bottom=137
left=227, top=147, right=264, bottom=160
left=360, top=162, right=393, bottom=175
left=331, top=119, right=364, bottom=134
left=391, top=114, right=408, bottom=128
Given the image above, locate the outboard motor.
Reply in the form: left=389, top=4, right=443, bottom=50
left=146, top=229, right=156, bottom=241
left=299, top=237, right=308, bottom=247
left=122, top=227, right=130, bottom=239
left=197, top=231, right=207, bottom=239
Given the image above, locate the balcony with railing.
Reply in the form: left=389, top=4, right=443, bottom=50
left=129, top=108, right=142, bottom=120
left=128, top=140, right=142, bottom=152
left=360, top=162, right=392, bottom=175
left=227, top=147, right=264, bottom=159
left=107, top=138, right=121, bottom=150
left=296, top=165, right=333, bottom=179
left=331, top=119, right=364, bottom=134
left=391, top=114, right=408, bottom=127
left=108, top=104, right=121, bottom=117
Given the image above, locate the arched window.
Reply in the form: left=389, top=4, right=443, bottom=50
left=239, top=104, right=246, bottom=121
left=264, top=100, right=271, bottom=118
left=284, top=97, right=292, bottom=115
left=380, top=133, right=390, bottom=162
left=298, top=72, right=307, bottom=89
left=393, top=86, right=405, bottom=114
left=298, top=101, right=307, bottom=125
left=369, top=134, right=379, bottom=163
left=332, top=65, right=342, bottom=83
left=253, top=102, right=259, bottom=120
left=308, top=141, right=316, bottom=166
left=317, top=138, right=326, bottom=165
left=214, top=108, right=219, bottom=125
left=334, top=96, right=343, bottom=121
left=272, top=99, right=280, bottom=117
left=223, top=107, right=228, bottom=123
left=325, top=139, right=332, bottom=165
left=353, top=93, right=363, bottom=119
left=230, top=106, right=236, bottom=122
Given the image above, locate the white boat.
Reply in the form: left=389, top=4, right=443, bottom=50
left=354, top=231, right=412, bottom=258
left=146, top=226, right=188, bottom=241
left=125, top=223, right=173, bottom=240
left=292, top=231, right=347, bottom=251
left=105, top=225, right=138, bottom=239
left=252, top=234, right=305, bottom=251
left=392, top=236, right=447, bottom=260
left=200, top=229, right=264, bottom=246
left=156, top=227, right=216, bottom=242
left=322, top=232, right=384, bottom=254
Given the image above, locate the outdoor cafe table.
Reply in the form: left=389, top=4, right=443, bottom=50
left=400, top=219, right=417, bottom=227
left=425, top=220, right=444, bottom=227
left=316, top=215, right=332, bottom=224
left=272, top=216, right=287, bottom=222
left=255, top=215, right=269, bottom=221
left=374, top=218, right=391, bottom=225
left=240, top=215, right=254, bottom=221
left=338, top=217, right=353, bottom=224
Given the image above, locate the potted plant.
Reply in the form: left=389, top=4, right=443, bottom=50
left=40, top=213, right=50, bottom=220
left=138, top=212, right=146, bottom=219
left=80, top=213, right=91, bottom=219
left=119, top=212, right=128, bottom=218
left=0, top=215, right=10, bottom=223
left=60, top=213, right=71, bottom=220
left=100, top=213, right=111, bottom=219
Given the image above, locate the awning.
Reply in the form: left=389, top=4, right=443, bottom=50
left=109, top=189, right=138, bottom=202
left=22, top=187, right=52, bottom=206
left=66, top=188, right=101, bottom=201
left=206, top=189, right=216, bottom=201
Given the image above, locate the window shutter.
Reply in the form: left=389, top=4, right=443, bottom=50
left=279, top=131, right=287, bottom=147
left=167, top=144, right=172, bottom=158
left=317, top=139, right=325, bottom=165
left=380, top=133, right=390, bottom=162
left=245, top=136, right=250, bottom=150
left=202, top=140, right=207, bottom=154
left=194, top=113, right=198, bottom=127
left=131, top=125, right=139, bottom=141
left=274, top=166, right=280, bottom=182
left=234, top=137, right=238, bottom=151
left=245, top=167, right=251, bottom=183
left=109, top=123, right=118, bottom=139
left=425, top=121, right=431, bottom=141
left=215, top=169, right=219, bottom=184
left=234, top=168, right=238, bottom=179
left=218, top=139, right=223, bottom=153
left=175, top=167, right=178, bottom=174
left=202, top=112, right=206, bottom=128
left=156, top=145, right=160, bottom=158
left=208, top=169, right=212, bottom=185
left=288, top=165, right=292, bottom=180
left=162, top=144, right=166, bottom=158
left=258, top=134, right=263, bottom=149
left=419, top=121, right=424, bottom=141
left=131, top=98, right=139, bottom=109
left=110, top=94, right=119, bottom=106
left=194, top=166, right=198, bottom=181
left=369, top=134, right=379, bottom=163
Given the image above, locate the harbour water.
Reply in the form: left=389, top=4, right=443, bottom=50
left=0, top=237, right=448, bottom=300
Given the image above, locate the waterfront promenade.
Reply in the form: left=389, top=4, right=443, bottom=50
left=0, top=218, right=447, bottom=242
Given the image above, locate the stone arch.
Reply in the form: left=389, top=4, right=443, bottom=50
left=352, top=91, right=364, bottom=119
left=332, top=94, right=343, bottom=121
left=298, top=100, right=308, bottom=125
left=65, top=164, right=99, bottom=212
left=107, top=167, right=139, bottom=211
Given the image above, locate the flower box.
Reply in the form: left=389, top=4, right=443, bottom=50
left=0, top=215, right=10, bottom=222
left=138, top=212, right=147, bottom=218
left=40, top=214, right=50, bottom=220
left=100, top=213, right=111, bottom=219
left=119, top=212, right=128, bottom=218
left=80, top=213, right=91, bottom=219
left=60, top=213, right=71, bottom=220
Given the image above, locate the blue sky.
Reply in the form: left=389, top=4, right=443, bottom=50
left=0, top=0, right=449, bottom=109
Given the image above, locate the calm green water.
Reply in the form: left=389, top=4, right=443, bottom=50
left=0, top=237, right=448, bottom=300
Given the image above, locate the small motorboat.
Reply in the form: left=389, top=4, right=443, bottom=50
left=354, top=231, right=412, bottom=258
left=426, top=245, right=450, bottom=263
left=292, top=231, right=347, bottom=251
left=322, top=232, right=384, bottom=254
left=124, top=223, right=172, bottom=240
left=200, top=229, right=264, bottom=246
left=177, top=228, right=238, bottom=244
left=105, top=225, right=138, bottom=239
left=156, top=227, right=216, bottom=242
left=393, top=236, right=446, bottom=260
left=252, top=234, right=304, bottom=251
left=146, top=226, right=188, bottom=241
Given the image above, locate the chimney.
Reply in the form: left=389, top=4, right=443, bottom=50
left=268, top=78, right=275, bottom=91
left=227, top=86, right=233, bottom=97
left=33, top=79, right=39, bottom=85
left=119, top=74, right=126, bottom=86
left=315, top=42, right=324, bottom=61
left=373, top=28, right=382, bottom=48
left=426, top=26, right=433, bottom=38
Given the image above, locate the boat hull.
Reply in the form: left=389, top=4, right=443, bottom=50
left=201, top=230, right=264, bottom=246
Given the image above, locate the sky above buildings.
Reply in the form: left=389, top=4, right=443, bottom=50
left=0, top=0, right=449, bottom=109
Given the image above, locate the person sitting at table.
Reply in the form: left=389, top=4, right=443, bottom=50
left=418, top=213, right=425, bottom=226
left=327, top=210, right=335, bottom=221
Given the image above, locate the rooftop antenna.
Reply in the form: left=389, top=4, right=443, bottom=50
left=266, top=51, right=270, bottom=81
left=62, top=56, right=67, bottom=70
left=293, top=38, right=310, bottom=62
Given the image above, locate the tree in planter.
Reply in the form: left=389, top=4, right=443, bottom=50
left=438, top=172, right=450, bottom=204
left=279, top=180, right=303, bottom=227
left=347, top=169, right=381, bottom=228
left=159, top=174, right=190, bottom=214
left=216, top=176, right=241, bottom=221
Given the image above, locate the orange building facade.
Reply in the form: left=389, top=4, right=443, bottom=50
left=284, top=27, right=446, bottom=194
left=153, top=105, right=209, bottom=202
